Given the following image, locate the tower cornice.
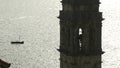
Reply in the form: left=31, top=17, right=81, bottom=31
left=61, top=0, right=101, bottom=5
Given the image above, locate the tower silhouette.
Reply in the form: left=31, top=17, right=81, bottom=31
left=58, top=0, right=104, bottom=68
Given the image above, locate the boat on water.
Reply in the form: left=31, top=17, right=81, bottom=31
left=11, top=36, right=24, bottom=44
left=11, top=41, right=24, bottom=44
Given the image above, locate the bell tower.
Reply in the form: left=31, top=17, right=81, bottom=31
left=58, top=0, right=104, bottom=68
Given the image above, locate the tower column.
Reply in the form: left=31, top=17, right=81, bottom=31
left=58, top=0, right=104, bottom=68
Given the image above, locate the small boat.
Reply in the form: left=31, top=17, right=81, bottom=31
left=11, top=41, right=24, bottom=44
left=11, top=35, right=24, bottom=44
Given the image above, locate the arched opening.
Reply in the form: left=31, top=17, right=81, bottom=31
left=79, top=28, right=82, bottom=50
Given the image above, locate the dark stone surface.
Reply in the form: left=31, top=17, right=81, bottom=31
left=59, top=0, right=103, bottom=68
left=0, top=59, right=11, bottom=68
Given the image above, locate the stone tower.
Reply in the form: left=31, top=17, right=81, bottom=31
left=58, top=0, right=104, bottom=68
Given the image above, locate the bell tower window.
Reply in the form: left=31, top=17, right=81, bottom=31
left=79, top=28, right=82, bottom=50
